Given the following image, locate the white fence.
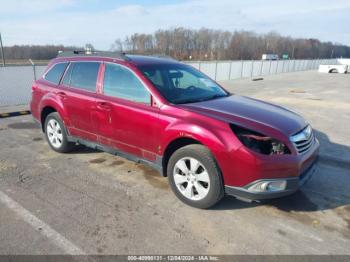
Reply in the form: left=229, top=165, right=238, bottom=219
left=187, top=59, right=337, bottom=81
left=0, top=59, right=338, bottom=107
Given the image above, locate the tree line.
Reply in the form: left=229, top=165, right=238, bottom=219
left=2, top=28, right=350, bottom=61
left=112, top=28, right=350, bottom=60
left=1, top=45, right=79, bottom=61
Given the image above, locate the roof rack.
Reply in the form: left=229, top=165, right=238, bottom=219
left=57, top=50, right=130, bottom=61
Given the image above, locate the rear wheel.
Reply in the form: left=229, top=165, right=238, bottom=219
left=44, top=112, right=75, bottom=153
left=167, top=144, right=224, bottom=209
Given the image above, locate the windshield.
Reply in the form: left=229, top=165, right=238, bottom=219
left=138, top=63, right=229, bottom=104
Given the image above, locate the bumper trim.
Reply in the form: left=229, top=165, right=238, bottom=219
left=225, top=159, right=318, bottom=201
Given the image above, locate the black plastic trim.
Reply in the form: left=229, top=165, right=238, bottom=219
left=67, top=136, right=163, bottom=176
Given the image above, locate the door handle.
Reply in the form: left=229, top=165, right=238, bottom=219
left=96, top=102, right=111, bottom=111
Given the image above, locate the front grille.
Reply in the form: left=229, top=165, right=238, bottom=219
left=290, top=125, right=314, bottom=154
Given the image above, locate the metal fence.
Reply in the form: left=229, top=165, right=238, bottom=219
left=0, top=59, right=338, bottom=107
left=0, top=65, right=46, bottom=107
left=187, top=59, right=337, bottom=81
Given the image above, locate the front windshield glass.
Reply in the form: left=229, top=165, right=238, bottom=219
left=138, top=63, right=229, bottom=104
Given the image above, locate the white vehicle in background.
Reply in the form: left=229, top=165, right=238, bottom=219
left=262, top=54, right=279, bottom=60
left=338, top=58, right=350, bottom=66
left=318, top=64, right=348, bottom=74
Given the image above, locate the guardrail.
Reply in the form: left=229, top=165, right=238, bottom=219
left=0, top=59, right=338, bottom=107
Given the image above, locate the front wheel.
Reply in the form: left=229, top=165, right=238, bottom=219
left=44, top=112, right=75, bottom=153
left=167, top=144, right=224, bottom=209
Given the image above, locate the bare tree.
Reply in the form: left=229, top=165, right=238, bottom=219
left=84, top=43, right=95, bottom=52
left=117, top=28, right=350, bottom=60
left=110, top=39, right=124, bottom=52
left=3, top=28, right=350, bottom=61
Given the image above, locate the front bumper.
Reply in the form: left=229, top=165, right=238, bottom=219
left=224, top=157, right=318, bottom=201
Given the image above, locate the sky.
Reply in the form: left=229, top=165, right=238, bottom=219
left=0, top=0, right=349, bottom=49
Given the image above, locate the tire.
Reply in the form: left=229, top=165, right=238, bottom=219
left=44, top=112, right=75, bottom=153
left=167, top=144, right=224, bottom=209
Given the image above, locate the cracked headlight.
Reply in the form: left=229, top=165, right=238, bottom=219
left=230, top=124, right=291, bottom=155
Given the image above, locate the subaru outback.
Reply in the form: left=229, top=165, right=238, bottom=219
left=30, top=51, right=319, bottom=208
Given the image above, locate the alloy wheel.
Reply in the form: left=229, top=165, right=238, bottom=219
left=46, top=119, right=63, bottom=149
left=173, top=157, right=210, bottom=201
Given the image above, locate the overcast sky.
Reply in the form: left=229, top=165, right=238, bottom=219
left=0, top=0, right=349, bottom=49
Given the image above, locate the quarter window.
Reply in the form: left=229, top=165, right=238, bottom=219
left=44, top=62, right=68, bottom=84
left=103, top=63, right=150, bottom=104
left=62, top=63, right=73, bottom=86
left=63, top=62, right=100, bottom=92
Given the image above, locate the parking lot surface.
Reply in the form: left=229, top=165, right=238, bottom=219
left=0, top=71, right=349, bottom=254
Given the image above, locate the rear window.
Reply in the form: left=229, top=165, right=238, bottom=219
left=62, top=62, right=100, bottom=92
left=44, top=62, right=68, bottom=84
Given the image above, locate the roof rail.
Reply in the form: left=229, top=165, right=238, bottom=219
left=57, top=50, right=130, bottom=61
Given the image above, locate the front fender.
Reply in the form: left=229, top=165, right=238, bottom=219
left=161, top=123, right=225, bottom=154
left=160, top=120, right=241, bottom=179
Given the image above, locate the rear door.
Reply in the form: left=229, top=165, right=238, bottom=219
left=95, top=62, right=160, bottom=161
left=59, top=61, right=101, bottom=142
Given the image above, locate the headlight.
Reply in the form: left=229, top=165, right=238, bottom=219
left=230, top=124, right=291, bottom=155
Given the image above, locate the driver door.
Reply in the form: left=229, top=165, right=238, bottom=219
left=95, top=62, right=160, bottom=161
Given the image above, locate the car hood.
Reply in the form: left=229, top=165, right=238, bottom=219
left=178, top=95, right=307, bottom=136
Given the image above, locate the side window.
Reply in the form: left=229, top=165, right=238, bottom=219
left=103, top=63, right=150, bottom=104
left=65, top=62, right=100, bottom=92
left=44, top=62, right=68, bottom=84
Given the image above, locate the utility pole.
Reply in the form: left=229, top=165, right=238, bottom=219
left=0, top=33, right=5, bottom=66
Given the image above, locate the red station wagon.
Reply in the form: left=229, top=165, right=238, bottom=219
left=31, top=51, right=319, bottom=208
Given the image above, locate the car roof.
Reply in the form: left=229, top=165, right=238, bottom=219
left=54, top=51, right=181, bottom=67
left=126, top=55, right=180, bottom=66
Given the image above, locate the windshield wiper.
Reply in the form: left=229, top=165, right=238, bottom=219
left=200, top=94, right=229, bottom=102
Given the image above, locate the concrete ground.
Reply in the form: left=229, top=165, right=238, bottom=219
left=0, top=71, right=349, bottom=255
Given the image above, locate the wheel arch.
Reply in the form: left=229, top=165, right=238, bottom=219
left=160, top=120, right=230, bottom=177
left=39, top=94, right=68, bottom=133
left=162, top=137, right=202, bottom=177
left=161, top=135, right=226, bottom=183
left=40, top=106, right=57, bottom=132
